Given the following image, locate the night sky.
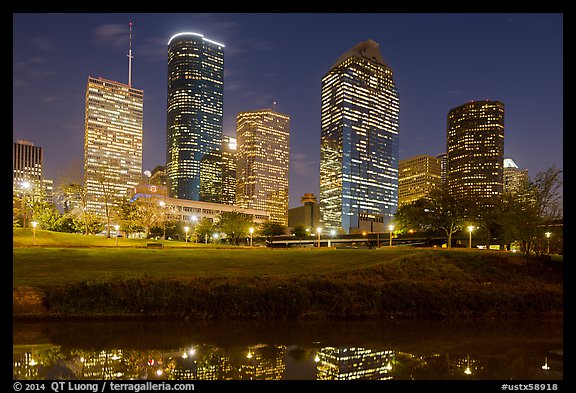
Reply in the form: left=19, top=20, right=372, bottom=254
left=12, top=13, right=563, bottom=208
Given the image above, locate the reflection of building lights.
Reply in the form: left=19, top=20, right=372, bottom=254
left=29, top=359, right=37, bottom=366
left=386, top=362, right=392, bottom=371
left=314, top=354, right=320, bottom=363
left=542, top=357, right=550, bottom=370
left=115, top=372, right=123, bottom=378
left=464, top=355, right=472, bottom=375
left=247, top=350, right=253, bottom=359
left=156, top=369, right=163, bottom=376
left=182, top=352, right=188, bottom=359
left=80, top=357, right=85, bottom=362
left=111, top=354, right=120, bottom=361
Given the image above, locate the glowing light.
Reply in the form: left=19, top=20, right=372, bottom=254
left=167, top=32, right=225, bottom=47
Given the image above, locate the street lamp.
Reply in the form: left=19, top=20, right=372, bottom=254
left=114, top=224, right=119, bottom=246
left=545, top=232, right=552, bottom=254
left=191, top=216, right=198, bottom=243
left=329, top=229, right=336, bottom=247
left=21, top=181, right=31, bottom=229
left=184, top=226, right=189, bottom=245
left=316, top=227, right=322, bottom=248
left=31, top=221, right=37, bottom=246
left=389, top=225, right=394, bottom=247
left=468, top=225, right=475, bottom=249
left=213, top=233, right=219, bottom=244
left=249, top=227, right=254, bottom=247
left=159, top=201, right=166, bottom=240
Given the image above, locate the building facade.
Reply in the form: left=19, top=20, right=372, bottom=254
left=236, top=109, right=290, bottom=225
left=221, top=135, right=237, bottom=205
left=398, top=154, right=442, bottom=206
left=447, top=100, right=504, bottom=204
left=131, top=183, right=270, bottom=225
left=288, top=193, right=320, bottom=229
left=13, top=140, right=45, bottom=199
left=319, top=39, right=400, bottom=234
left=503, top=157, right=529, bottom=194
left=83, top=77, right=143, bottom=216
left=166, top=32, right=225, bottom=201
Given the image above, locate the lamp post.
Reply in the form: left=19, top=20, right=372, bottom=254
left=114, top=224, right=119, bottom=246
left=191, top=216, right=198, bottom=243
left=21, top=181, right=31, bottom=229
left=249, top=227, right=254, bottom=247
left=329, top=229, right=335, bottom=247
left=316, top=227, right=322, bottom=248
left=31, top=221, right=37, bottom=246
left=389, top=225, right=394, bottom=247
left=468, top=226, right=475, bottom=249
left=184, top=226, right=189, bottom=245
left=213, top=233, right=219, bottom=244
left=159, top=201, right=166, bottom=240
left=545, top=232, right=551, bottom=254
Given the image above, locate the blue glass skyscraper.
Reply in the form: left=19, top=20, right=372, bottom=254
left=166, top=32, right=224, bottom=200
left=319, top=40, right=399, bottom=234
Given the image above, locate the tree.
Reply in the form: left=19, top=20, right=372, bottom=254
left=53, top=160, right=91, bottom=235
left=501, top=166, right=563, bottom=257
left=292, top=224, right=307, bottom=244
left=395, top=186, right=472, bottom=249
left=259, top=220, right=287, bottom=243
left=30, top=201, right=62, bottom=231
left=216, top=211, right=253, bottom=246
left=94, top=172, right=118, bottom=238
left=194, top=217, right=215, bottom=243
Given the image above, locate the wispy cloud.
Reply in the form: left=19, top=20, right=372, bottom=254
left=92, top=23, right=128, bottom=48
left=32, top=37, right=54, bottom=52
left=291, top=153, right=318, bottom=177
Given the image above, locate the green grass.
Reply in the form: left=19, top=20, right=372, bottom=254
left=13, top=247, right=421, bottom=287
left=12, top=229, right=563, bottom=319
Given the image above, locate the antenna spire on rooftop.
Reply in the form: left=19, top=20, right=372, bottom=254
left=127, top=22, right=134, bottom=87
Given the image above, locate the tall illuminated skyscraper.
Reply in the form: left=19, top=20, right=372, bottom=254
left=446, top=100, right=504, bottom=204
left=84, top=76, right=143, bottom=215
left=319, top=39, right=400, bottom=234
left=166, top=32, right=225, bottom=201
left=236, top=109, right=290, bottom=225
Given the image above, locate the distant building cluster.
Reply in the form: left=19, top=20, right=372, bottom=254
left=13, top=26, right=531, bottom=234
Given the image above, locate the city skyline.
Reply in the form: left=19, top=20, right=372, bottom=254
left=13, top=13, right=563, bottom=208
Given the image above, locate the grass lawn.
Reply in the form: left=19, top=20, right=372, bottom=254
left=13, top=247, right=423, bottom=287
left=12, top=229, right=563, bottom=319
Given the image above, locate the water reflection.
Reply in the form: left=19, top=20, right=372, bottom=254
left=13, top=318, right=562, bottom=380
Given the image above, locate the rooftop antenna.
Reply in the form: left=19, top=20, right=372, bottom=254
left=127, top=22, right=133, bottom=87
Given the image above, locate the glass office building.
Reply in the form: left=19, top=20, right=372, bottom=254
left=319, top=40, right=400, bottom=233
left=166, top=32, right=224, bottom=201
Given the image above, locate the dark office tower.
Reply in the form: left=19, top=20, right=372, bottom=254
left=319, top=39, right=400, bottom=234
left=447, top=100, right=505, bottom=204
left=166, top=32, right=225, bottom=200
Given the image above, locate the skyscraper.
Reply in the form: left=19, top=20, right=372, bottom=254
left=166, top=32, right=225, bottom=201
left=319, top=39, right=400, bottom=234
left=398, top=154, right=442, bottom=207
left=446, top=100, right=504, bottom=204
left=83, top=77, right=143, bottom=216
left=503, top=158, right=529, bottom=194
left=236, top=109, right=290, bottom=225
left=13, top=139, right=43, bottom=198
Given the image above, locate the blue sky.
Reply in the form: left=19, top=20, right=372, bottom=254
left=13, top=13, right=563, bottom=208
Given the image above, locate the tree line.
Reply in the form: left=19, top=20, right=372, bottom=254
left=393, top=166, right=563, bottom=256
